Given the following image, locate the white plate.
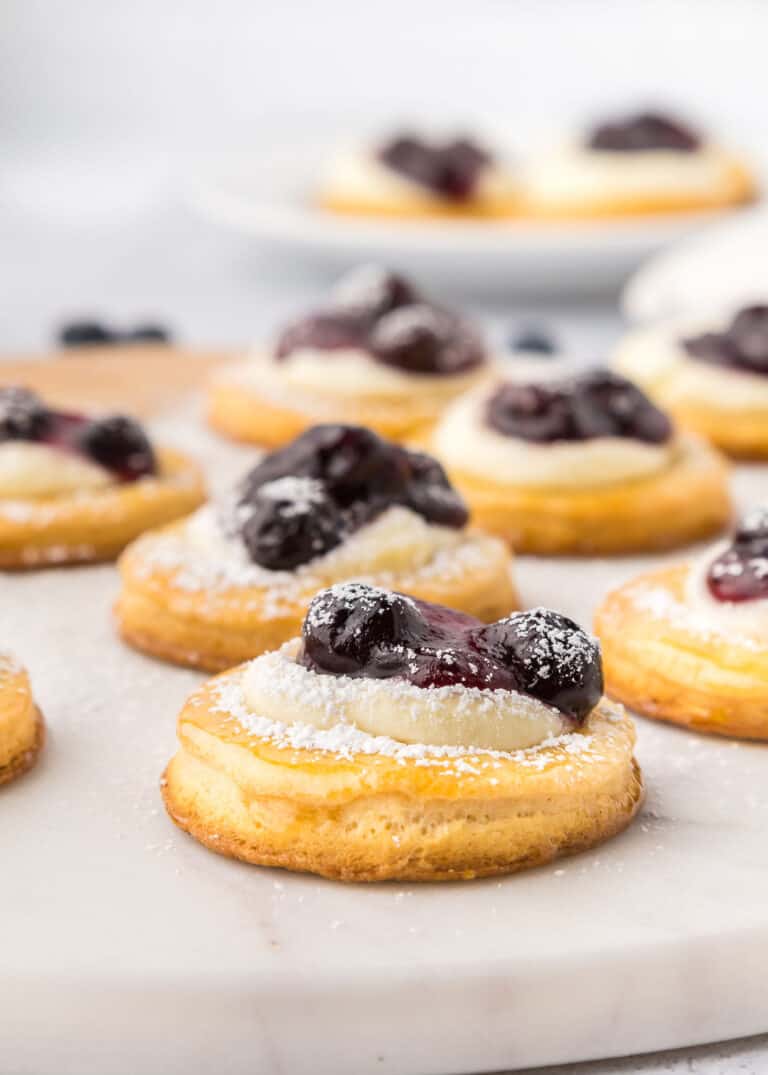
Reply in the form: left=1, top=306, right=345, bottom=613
left=189, top=148, right=742, bottom=297
left=623, top=205, right=768, bottom=322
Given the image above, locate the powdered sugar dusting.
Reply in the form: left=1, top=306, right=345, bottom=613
left=203, top=656, right=622, bottom=773
left=626, top=577, right=764, bottom=652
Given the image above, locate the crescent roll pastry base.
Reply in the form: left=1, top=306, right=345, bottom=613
left=116, top=526, right=519, bottom=672
left=642, top=400, right=768, bottom=461
left=208, top=367, right=462, bottom=448
left=438, top=435, right=730, bottom=555
left=162, top=668, right=643, bottom=882
left=596, top=566, right=768, bottom=740
left=318, top=192, right=520, bottom=220
left=0, top=662, right=44, bottom=786
left=0, top=449, right=205, bottom=568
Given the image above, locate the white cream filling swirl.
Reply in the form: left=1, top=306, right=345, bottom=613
left=242, top=640, right=569, bottom=752
left=0, top=442, right=112, bottom=499
left=523, top=141, right=741, bottom=209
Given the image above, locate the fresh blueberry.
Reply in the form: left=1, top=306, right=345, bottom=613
left=58, top=321, right=118, bottom=347
left=509, top=326, right=557, bottom=355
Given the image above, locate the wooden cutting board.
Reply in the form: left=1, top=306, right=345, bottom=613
left=0, top=345, right=234, bottom=416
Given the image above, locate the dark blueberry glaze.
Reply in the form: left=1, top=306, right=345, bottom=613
left=275, top=267, right=486, bottom=377
left=683, top=305, right=768, bottom=377
left=485, top=369, right=673, bottom=444
left=588, top=111, right=700, bottom=153
left=707, top=508, right=768, bottom=603
left=58, top=319, right=171, bottom=348
left=377, top=134, right=491, bottom=200
left=0, top=386, right=157, bottom=483
left=300, top=583, right=603, bottom=722
left=233, top=425, right=468, bottom=570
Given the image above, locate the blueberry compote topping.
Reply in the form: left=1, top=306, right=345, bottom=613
left=275, top=266, right=485, bottom=376
left=377, top=134, right=492, bottom=200
left=300, top=583, right=603, bottom=722
left=232, top=425, right=468, bottom=571
left=707, top=508, right=768, bottom=603
left=587, top=111, right=700, bottom=153
left=485, top=369, right=673, bottom=444
left=0, top=386, right=156, bottom=483
left=683, top=305, right=768, bottom=377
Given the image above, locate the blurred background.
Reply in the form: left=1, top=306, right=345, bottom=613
left=2, top=0, right=767, bottom=350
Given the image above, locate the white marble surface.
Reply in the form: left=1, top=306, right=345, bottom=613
left=3, top=199, right=768, bottom=1074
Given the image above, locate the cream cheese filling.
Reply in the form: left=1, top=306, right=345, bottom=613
left=0, top=442, right=112, bottom=499
left=433, top=384, right=676, bottom=488
left=242, top=640, right=569, bottom=751
left=615, top=321, right=768, bottom=411
left=523, top=141, right=739, bottom=208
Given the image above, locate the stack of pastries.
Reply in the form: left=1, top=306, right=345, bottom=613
left=6, top=254, right=767, bottom=888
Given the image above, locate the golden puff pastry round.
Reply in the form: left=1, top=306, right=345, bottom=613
left=428, top=368, right=731, bottom=556
left=614, top=309, right=768, bottom=460
left=596, top=510, right=768, bottom=739
left=162, top=603, right=642, bottom=882
left=521, top=110, right=755, bottom=220
left=207, top=266, right=492, bottom=448
left=0, top=448, right=205, bottom=569
left=0, top=388, right=205, bottom=567
left=0, top=655, right=44, bottom=786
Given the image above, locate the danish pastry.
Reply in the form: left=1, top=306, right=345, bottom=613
left=0, top=386, right=205, bottom=567
left=615, top=303, right=768, bottom=458
left=0, top=654, right=43, bottom=786
left=429, top=367, right=730, bottom=554
left=318, top=132, right=519, bottom=219
left=162, top=582, right=642, bottom=881
left=117, top=424, right=517, bottom=671
left=207, top=266, right=493, bottom=447
left=522, top=110, right=755, bottom=219
left=596, top=507, right=768, bottom=740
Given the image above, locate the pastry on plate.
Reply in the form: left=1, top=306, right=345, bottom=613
left=614, top=303, right=768, bottom=458
left=0, top=386, right=205, bottom=567
left=162, top=581, right=642, bottom=881
left=595, top=507, right=768, bottom=740
left=428, top=366, right=731, bottom=554
left=207, top=266, right=493, bottom=447
left=117, top=424, right=517, bottom=671
left=0, top=654, right=43, bottom=786
left=318, top=131, right=518, bottom=218
left=522, top=109, right=755, bottom=219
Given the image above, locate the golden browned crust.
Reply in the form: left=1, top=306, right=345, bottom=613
left=116, top=525, right=518, bottom=672
left=595, top=565, right=768, bottom=740
left=434, top=435, right=731, bottom=555
left=647, top=401, right=768, bottom=460
left=207, top=368, right=462, bottom=448
left=0, top=448, right=205, bottom=569
left=0, top=662, right=44, bottom=786
left=521, top=157, right=757, bottom=219
left=317, top=192, right=521, bottom=220
left=161, top=668, right=643, bottom=882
